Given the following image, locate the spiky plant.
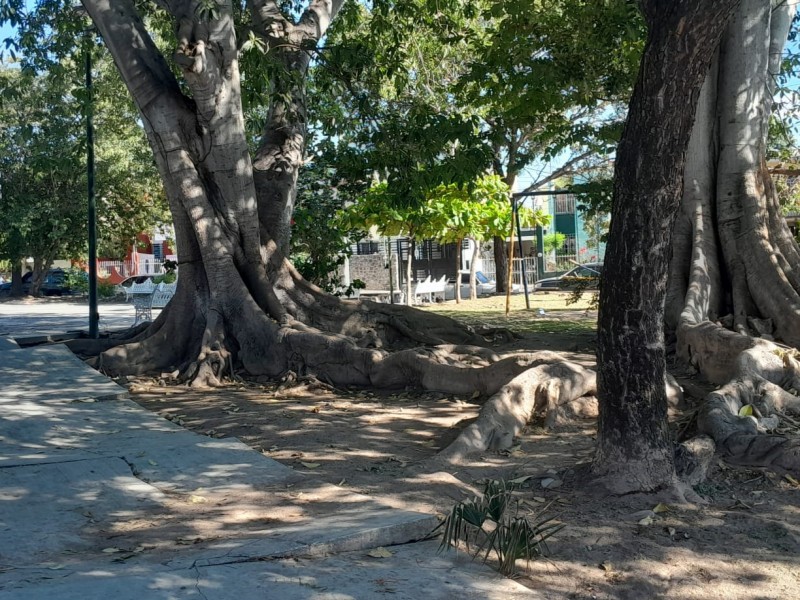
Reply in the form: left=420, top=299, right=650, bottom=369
left=435, top=479, right=563, bottom=576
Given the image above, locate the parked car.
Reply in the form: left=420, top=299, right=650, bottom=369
left=535, top=262, right=603, bottom=291
left=454, top=271, right=522, bottom=298
left=0, top=269, right=86, bottom=296
left=0, top=271, right=33, bottom=295
left=40, top=268, right=89, bottom=296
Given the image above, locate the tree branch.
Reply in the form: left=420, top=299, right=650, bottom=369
left=298, top=0, right=345, bottom=43
left=523, top=149, right=600, bottom=191
left=248, top=0, right=293, bottom=45
left=81, top=0, right=186, bottom=113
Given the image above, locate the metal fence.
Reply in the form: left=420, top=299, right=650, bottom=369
left=97, top=258, right=171, bottom=279
left=480, top=256, right=541, bottom=286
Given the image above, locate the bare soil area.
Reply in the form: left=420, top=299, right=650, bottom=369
left=122, top=295, right=800, bottom=599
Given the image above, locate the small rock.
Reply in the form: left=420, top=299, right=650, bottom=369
left=541, top=477, right=562, bottom=489
left=624, top=509, right=656, bottom=522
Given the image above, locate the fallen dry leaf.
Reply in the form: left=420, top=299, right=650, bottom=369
left=367, top=547, right=393, bottom=558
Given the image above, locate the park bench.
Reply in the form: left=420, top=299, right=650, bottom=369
left=358, top=289, right=405, bottom=303
left=131, top=282, right=176, bottom=324
left=413, top=275, right=448, bottom=304
left=119, top=279, right=155, bottom=302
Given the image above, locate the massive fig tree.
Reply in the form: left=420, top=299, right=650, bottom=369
left=57, top=0, right=599, bottom=446
left=665, top=0, right=800, bottom=474
left=70, top=0, right=471, bottom=384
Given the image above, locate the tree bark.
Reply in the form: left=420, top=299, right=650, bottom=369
left=469, top=237, right=479, bottom=301
left=593, top=0, right=737, bottom=494
left=665, top=0, right=800, bottom=477
left=9, top=263, right=23, bottom=297
left=492, top=234, right=508, bottom=294
left=406, top=238, right=415, bottom=306
left=455, top=238, right=463, bottom=304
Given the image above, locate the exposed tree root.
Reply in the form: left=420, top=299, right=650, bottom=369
left=433, top=360, right=597, bottom=464
left=81, top=277, right=598, bottom=459
left=680, top=321, right=800, bottom=476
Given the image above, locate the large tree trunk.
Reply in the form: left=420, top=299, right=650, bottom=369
left=666, top=0, right=800, bottom=475
left=71, top=0, right=574, bottom=423
left=593, top=0, right=737, bottom=494
left=9, top=263, right=23, bottom=297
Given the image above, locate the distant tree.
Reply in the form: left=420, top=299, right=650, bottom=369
left=290, top=162, right=362, bottom=291
left=311, top=0, right=644, bottom=291
left=0, top=66, right=86, bottom=294
left=429, top=175, right=549, bottom=301
left=338, top=181, right=438, bottom=305
left=0, top=51, right=168, bottom=294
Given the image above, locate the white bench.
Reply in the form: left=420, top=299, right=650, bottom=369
left=119, top=280, right=156, bottom=301
left=117, top=279, right=156, bottom=302
left=358, top=289, right=405, bottom=303
left=131, top=282, right=176, bottom=324
left=413, top=275, right=448, bottom=304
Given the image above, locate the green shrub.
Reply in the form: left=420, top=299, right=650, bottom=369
left=98, top=281, right=118, bottom=298
left=154, top=271, right=177, bottom=284
left=63, top=268, right=89, bottom=294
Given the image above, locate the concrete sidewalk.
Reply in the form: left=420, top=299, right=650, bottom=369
left=0, top=334, right=540, bottom=598
left=0, top=300, right=140, bottom=340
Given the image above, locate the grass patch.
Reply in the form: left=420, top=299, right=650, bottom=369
left=422, top=292, right=598, bottom=337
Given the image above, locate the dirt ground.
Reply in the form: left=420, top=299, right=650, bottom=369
left=122, top=295, right=800, bottom=599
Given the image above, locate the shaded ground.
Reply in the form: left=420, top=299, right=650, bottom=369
left=9, top=293, right=799, bottom=598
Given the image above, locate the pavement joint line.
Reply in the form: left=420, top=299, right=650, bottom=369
left=0, top=456, right=110, bottom=470
left=184, top=536, right=430, bottom=571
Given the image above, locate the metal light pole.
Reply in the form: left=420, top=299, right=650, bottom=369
left=85, top=36, right=99, bottom=338
left=513, top=197, right=531, bottom=310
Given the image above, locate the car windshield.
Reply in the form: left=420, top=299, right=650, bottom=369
left=569, top=265, right=602, bottom=277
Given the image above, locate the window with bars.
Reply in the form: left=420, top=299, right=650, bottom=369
left=554, top=194, right=576, bottom=214
left=356, top=241, right=381, bottom=255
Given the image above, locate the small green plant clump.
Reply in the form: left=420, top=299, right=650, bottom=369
left=97, top=281, right=118, bottom=298
left=63, top=268, right=89, bottom=294
left=343, top=278, right=366, bottom=297
left=435, top=478, right=563, bottom=576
